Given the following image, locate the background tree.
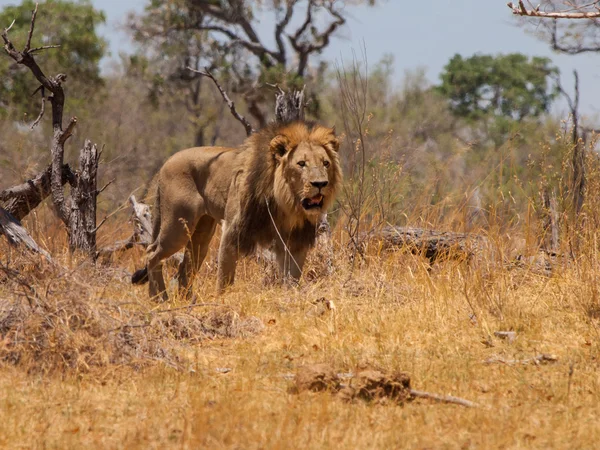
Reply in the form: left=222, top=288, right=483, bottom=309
left=437, top=53, right=558, bottom=123
left=0, top=0, right=106, bottom=119
left=128, top=0, right=378, bottom=143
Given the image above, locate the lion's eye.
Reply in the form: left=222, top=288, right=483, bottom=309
left=324, top=160, right=330, bottom=168
left=298, top=161, right=306, bottom=167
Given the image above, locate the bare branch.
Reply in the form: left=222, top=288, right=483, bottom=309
left=190, top=0, right=278, bottom=65
left=2, top=5, right=73, bottom=224
left=508, top=1, right=600, bottom=18
left=288, top=1, right=346, bottom=76
left=31, top=88, right=46, bottom=129
left=97, top=178, right=115, bottom=196
left=0, top=163, right=74, bottom=221
left=24, top=3, right=38, bottom=52
left=91, top=216, right=107, bottom=234
left=200, top=25, right=279, bottom=62
left=129, top=195, right=153, bottom=245
left=275, top=1, right=296, bottom=63
left=5, top=18, right=15, bottom=34
left=3, top=3, right=102, bottom=256
left=29, top=44, right=61, bottom=54
left=58, top=117, right=77, bottom=145
left=410, top=389, right=479, bottom=408
left=188, top=66, right=255, bottom=137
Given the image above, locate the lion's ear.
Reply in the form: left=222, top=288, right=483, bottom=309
left=327, top=136, right=340, bottom=153
left=270, top=135, right=290, bottom=160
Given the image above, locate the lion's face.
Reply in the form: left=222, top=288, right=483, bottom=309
left=270, top=124, right=341, bottom=224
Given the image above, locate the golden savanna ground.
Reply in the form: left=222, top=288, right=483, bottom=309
left=1, top=217, right=600, bottom=450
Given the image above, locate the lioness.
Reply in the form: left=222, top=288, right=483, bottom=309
left=132, top=120, right=341, bottom=301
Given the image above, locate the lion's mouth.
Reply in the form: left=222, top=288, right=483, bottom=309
left=302, top=194, right=324, bottom=210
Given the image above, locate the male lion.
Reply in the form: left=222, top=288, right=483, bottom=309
left=132, top=120, right=341, bottom=301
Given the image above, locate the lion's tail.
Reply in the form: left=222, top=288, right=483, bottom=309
left=131, top=184, right=161, bottom=286
left=131, top=267, right=148, bottom=284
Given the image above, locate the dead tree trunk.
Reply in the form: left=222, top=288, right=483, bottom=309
left=2, top=4, right=104, bottom=257
left=67, top=140, right=100, bottom=253
left=0, top=163, right=73, bottom=221
left=541, top=189, right=559, bottom=253
left=274, top=87, right=305, bottom=122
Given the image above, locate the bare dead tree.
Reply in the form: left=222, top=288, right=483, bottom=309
left=1, top=4, right=104, bottom=256
left=541, top=189, right=560, bottom=252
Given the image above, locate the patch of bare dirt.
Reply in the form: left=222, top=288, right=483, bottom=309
left=294, top=364, right=412, bottom=405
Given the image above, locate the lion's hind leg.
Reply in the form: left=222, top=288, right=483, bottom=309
left=146, top=197, right=205, bottom=302
left=177, top=215, right=217, bottom=299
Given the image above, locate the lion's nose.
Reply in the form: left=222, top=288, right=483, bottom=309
left=311, top=181, right=328, bottom=189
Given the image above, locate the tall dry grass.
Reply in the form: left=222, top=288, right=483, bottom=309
left=1, top=213, right=600, bottom=448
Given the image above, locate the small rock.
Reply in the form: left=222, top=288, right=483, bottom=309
left=494, top=331, right=517, bottom=344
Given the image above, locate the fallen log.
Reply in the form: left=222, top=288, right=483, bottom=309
left=362, top=226, right=489, bottom=263
left=0, top=207, right=51, bottom=260
left=0, top=163, right=74, bottom=221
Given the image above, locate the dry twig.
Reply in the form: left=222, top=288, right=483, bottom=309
left=409, top=389, right=479, bottom=408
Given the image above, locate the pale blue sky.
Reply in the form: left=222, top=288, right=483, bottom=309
left=2, top=0, right=599, bottom=119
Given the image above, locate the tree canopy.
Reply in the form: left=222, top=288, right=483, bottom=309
left=0, top=0, right=106, bottom=118
left=437, top=53, right=559, bottom=122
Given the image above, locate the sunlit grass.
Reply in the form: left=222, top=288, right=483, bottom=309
left=1, top=213, right=600, bottom=448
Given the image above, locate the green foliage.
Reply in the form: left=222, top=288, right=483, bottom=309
left=437, top=53, right=559, bottom=122
left=0, top=0, right=106, bottom=119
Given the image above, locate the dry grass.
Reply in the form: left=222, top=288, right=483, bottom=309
left=1, top=218, right=600, bottom=449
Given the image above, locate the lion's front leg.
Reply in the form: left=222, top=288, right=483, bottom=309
left=275, top=243, right=308, bottom=282
left=217, top=223, right=239, bottom=294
